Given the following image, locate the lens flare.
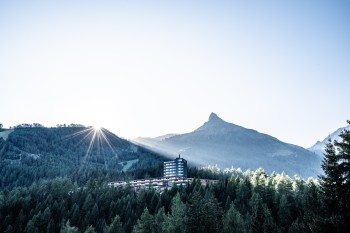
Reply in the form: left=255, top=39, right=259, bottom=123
left=58, top=125, right=119, bottom=171
left=93, top=126, right=101, bottom=131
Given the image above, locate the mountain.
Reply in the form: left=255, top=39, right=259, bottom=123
left=309, top=124, right=350, bottom=156
left=134, top=113, right=322, bottom=178
left=0, top=126, right=166, bottom=189
left=134, top=133, right=177, bottom=146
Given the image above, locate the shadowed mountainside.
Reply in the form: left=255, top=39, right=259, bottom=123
left=134, top=113, right=322, bottom=178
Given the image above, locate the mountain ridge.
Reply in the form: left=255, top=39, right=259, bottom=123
left=134, top=113, right=322, bottom=178
left=309, top=124, right=350, bottom=156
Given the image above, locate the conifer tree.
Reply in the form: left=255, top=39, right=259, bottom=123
left=5, top=225, right=13, bottom=233
left=107, top=215, right=124, bottom=233
left=187, top=191, right=222, bottom=233
left=24, top=219, right=37, bottom=233
left=288, top=218, right=309, bottom=233
left=70, top=204, right=81, bottom=227
left=250, top=193, right=276, bottom=233
left=60, top=220, right=79, bottom=233
left=320, top=121, right=350, bottom=232
left=133, top=207, right=154, bottom=233
left=84, top=225, right=97, bottom=233
left=154, top=207, right=165, bottom=233
left=162, top=193, right=187, bottom=233
left=320, top=139, right=341, bottom=209
left=223, top=203, right=246, bottom=233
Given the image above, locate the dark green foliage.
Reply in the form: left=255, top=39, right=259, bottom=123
left=288, top=218, right=308, bottom=233
left=187, top=185, right=222, bottom=233
left=162, top=194, right=186, bottom=233
left=154, top=207, right=165, bottom=233
left=107, top=215, right=124, bottom=233
left=320, top=140, right=341, bottom=209
left=70, top=204, right=81, bottom=227
left=60, top=220, right=79, bottom=233
left=0, top=168, right=348, bottom=233
left=250, top=193, right=276, bottom=233
left=223, top=203, right=246, bottom=233
left=133, top=207, right=154, bottom=233
left=319, top=122, right=350, bottom=232
left=84, top=225, right=97, bottom=233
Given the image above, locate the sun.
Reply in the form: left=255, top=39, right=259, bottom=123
left=93, top=126, right=102, bottom=131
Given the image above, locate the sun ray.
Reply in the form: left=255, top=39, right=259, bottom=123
left=60, top=128, right=92, bottom=141
left=99, top=129, right=119, bottom=159
left=85, top=130, right=97, bottom=159
left=96, top=130, right=108, bottom=169
left=75, top=129, right=95, bottom=146
left=55, top=125, right=121, bottom=171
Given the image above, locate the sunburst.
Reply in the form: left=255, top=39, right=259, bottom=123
left=93, top=126, right=101, bottom=131
left=59, top=125, right=119, bottom=170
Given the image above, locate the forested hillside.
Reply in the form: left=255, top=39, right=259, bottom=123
left=0, top=123, right=349, bottom=233
left=0, top=126, right=165, bottom=189
left=0, top=169, right=337, bottom=233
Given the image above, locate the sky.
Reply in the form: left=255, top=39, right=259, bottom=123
left=0, top=0, right=349, bottom=148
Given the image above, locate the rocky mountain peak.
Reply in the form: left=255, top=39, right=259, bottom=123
left=209, top=112, right=222, bottom=122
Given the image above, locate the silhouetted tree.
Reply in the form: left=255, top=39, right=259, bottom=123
left=320, top=121, right=350, bottom=232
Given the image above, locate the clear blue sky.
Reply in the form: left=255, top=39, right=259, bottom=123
left=1, top=0, right=349, bottom=148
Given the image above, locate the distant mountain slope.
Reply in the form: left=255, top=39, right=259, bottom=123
left=134, top=113, right=322, bottom=178
left=309, top=125, right=350, bottom=156
left=0, top=126, right=165, bottom=188
left=134, top=133, right=177, bottom=146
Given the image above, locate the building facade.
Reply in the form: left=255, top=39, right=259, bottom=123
left=108, top=176, right=192, bottom=192
left=163, top=155, right=187, bottom=178
left=107, top=155, right=219, bottom=192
